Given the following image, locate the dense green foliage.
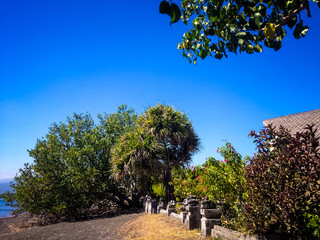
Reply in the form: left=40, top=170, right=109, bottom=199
left=0, top=192, right=13, bottom=198
left=6, top=101, right=320, bottom=238
left=111, top=127, right=162, bottom=201
left=111, top=103, right=200, bottom=203
left=5, top=105, right=137, bottom=222
left=173, top=141, right=247, bottom=229
left=6, top=103, right=200, bottom=222
left=173, top=126, right=320, bottom=238
left=160, top=0, right=320, bottom=63
left=244, top=125, right=320, bottom=239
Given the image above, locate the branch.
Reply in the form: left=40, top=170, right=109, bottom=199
left=272, top=0, right=281, bottom=16
left=303, top=0, right=311, bottom=17
left=276, top=4, right=305, bottom=28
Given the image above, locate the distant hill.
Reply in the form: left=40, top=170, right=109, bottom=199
left=0, top=179, right=14, bottom=194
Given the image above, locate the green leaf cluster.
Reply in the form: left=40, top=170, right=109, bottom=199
left=160, top=0, right=318, bottom=63
left=0, top=192, right=13, bottom=199
left=159, top=1, right=181, bottom=25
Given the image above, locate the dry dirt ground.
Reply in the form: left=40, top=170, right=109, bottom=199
left=121, top=214, right=204, bottom=240
left=0, top=211, right=206, bottom=240
left=0, top=210, right=143, bottom=240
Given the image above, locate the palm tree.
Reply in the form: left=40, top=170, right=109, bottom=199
left=138, top=104, right=200, bottom=202
left=111, top=128, right=163, bottom=202
left=111, top=103, right=200, bottom=203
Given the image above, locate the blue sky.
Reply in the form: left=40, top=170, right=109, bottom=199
left=1, top=0, right=319, bottom=179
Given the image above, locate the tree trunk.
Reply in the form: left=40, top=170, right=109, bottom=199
left=164, top=168, right=174, bottom=203
left=101, top=189, right=134, bottom=208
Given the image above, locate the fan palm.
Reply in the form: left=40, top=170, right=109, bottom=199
left=138, top=104, right=200, bottom=202
left=111, top=103, right=200, bottom=203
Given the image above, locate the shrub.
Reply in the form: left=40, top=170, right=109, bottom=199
left=5, top=106, right=138, bottom=222
left=173, top=165, right=207, bottom=200
left=152, top=182, right=165, bottom=198
left=205, top=142, right=247, bottom=205
left=205, top=142, right=247, bottom=230
left=244, top=125, right=320, bottom=239
left=173, top=141, right=247, bottom=230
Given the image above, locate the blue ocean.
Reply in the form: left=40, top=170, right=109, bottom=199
left=0, top=198, right=16, bottom=218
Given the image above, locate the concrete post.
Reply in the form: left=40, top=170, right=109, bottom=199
left=200, top=207, right=222, bottom=237
left=181, top=212, right=188, bottom=224
left=139, top=196, right=145, bottom=209
left=186, top=205, right=201, bottom=230
left=183, top=195, right=200, bottom=230
left=151, top=199, right=158, bottom=214
left=144, top=195, right=152, bottom=214
left=166, top=200, right=176, bottom=216
left=157, top=198, right=164, bottom=213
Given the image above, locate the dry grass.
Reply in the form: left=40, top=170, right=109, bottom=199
left=121, top=214, right=205, bottom=240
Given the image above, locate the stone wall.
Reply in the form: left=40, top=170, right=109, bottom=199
left=143, top=195, right=286, bottom=239
left=144, top=195, right=221, bottom=237
left=211, top=226, right=287, bottom=240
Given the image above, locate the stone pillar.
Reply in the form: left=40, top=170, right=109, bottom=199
left=146, top=201, right=151, bottom=213
left=183, top=195, right=200, bottom=230
left=145, top=195, right=152, bottom=213
left=186, top=205, right=200, bottom=230
left=144, top=200, right=148, bottom=213
left=166, top=200, right=176, bottom=216
left=139, top=196, right=145, bottom=209
left=181, top=211, right=188, bottom=224
left=179, top=205, right=188, bottom=224
left=143, top=195, right=148, bottom=212
left=157, top=198, right=164, bottom=213
left=151, top=199, right=158, bottom=214
left=200, top=202, right=221, bottom=237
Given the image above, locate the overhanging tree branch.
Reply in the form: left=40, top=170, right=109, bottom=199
left=277, top=4, right=306, bottom=28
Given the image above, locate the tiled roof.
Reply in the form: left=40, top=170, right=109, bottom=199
left=263, top=109, right=320, bottom=138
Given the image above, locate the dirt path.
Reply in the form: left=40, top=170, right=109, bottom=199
left=121, top=214, right=204, bottom=240
left=0, top=212, right=144, bottom=240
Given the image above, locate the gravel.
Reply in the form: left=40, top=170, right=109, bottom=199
left=0, top=211, right=144, bottom=240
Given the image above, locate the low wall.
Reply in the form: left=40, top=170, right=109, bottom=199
left=212, top=225, right=287, bottom=240
left=159, top=209, right=167, bottom=215
left=144, top=197, right=285, bottom=239
left=169, top=212, right=182, bottom=220
left=158, top=210, right=285, bottom=240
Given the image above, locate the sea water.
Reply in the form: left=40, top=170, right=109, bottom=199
left=0, top=198, right=15, bottom=218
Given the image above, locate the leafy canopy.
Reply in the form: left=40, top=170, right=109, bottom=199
left=6, top=105, right=137, bottom=222
left=160, top=0, right=320, bottom=63
left=111, top=103, right=200, bottom=202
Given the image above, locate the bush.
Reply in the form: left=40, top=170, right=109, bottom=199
left=205, top=142, right=247, bottom=231
left=244, top=125, right=320, bottom=239
left=173, top=141, right=247, bottom=230
left=5, top=106, right=138, bottom=222
left=172, top=165, right=207, bottom=200
left=152, top=182, right=165, bottom=198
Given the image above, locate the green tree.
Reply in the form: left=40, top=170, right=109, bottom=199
left=140, top=104, right=200, bottom=202
left=6, top=105, right=137, bottom=222
left=160, top=0, right=319, bottom=63
left=112, top=103, right=200, bottom=203
left=111, top=127, right=163, bottom=202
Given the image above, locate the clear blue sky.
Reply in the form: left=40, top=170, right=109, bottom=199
left=1, top=0, right=319, bottom=179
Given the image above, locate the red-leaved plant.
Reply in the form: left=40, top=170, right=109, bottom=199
left=244, top=124, right=320, bottom=239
